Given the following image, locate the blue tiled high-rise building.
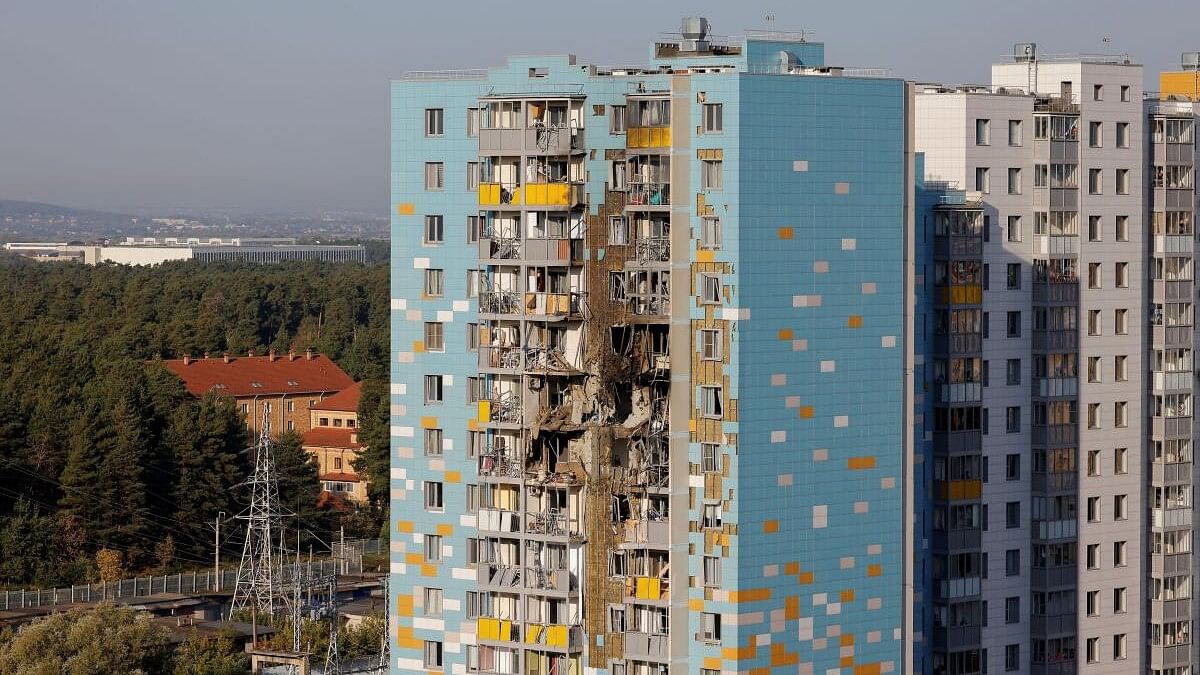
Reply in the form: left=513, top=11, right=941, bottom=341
left=389, top=17, right=916, bottom=674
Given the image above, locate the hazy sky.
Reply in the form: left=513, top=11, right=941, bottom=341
left=1, top=0, right=1196, bottom=214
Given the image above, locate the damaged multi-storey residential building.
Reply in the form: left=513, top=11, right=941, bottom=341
left=389, top=17, right=916, bottom=675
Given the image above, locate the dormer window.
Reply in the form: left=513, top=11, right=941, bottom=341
left=319, top=417, right=329, bottom=427
left=287, top=380, right=299, bottom=386
left=251, top=381, right=263, bottom=388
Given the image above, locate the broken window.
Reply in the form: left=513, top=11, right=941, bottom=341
left=610, top=271, right=628, bottom=301
left=700, top=386, right=723, bottom=419
left=700, top=274, right=721, bottom=304
left=702, top=503, right=722, bottom=529
left=608, top=551, right=627, bottom=578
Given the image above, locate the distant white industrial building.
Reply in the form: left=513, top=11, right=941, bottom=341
left=4, top=237, right=366, bottom=265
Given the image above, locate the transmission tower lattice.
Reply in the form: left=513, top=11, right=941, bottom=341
left=325, top=575, right=341, bottom=675
left=230, top=416, right=293, bottom=616
left=378, top=574, right=390, bottom=672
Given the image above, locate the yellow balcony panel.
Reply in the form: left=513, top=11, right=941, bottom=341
left=546, top=624, right=568, bottom=648
left=937, top=480, right=983, bottom=501
left=477, top=400, right=491, bottom=423
left=479, top=183, right=500, bottom=206
left=634, top=576, right=662, bottom=600
left=940, top=285, right=982, bottom=305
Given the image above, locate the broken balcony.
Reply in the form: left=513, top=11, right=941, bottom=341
left=522, top=624, right=584, bottom=653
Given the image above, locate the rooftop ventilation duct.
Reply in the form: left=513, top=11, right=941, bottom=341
left=681, top=16, right=710, bottom=52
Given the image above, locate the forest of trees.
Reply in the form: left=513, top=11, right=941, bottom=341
left=0, top=255, right=390, bottom=588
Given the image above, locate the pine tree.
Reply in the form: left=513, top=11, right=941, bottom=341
left=169, top=394, right=250, bottom=561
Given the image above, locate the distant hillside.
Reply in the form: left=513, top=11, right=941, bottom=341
left=0, top=199, right=134, bottom=223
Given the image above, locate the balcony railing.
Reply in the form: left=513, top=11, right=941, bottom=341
left=479, top=451, right=523, bottom=479
left=477, top=616, right=521, bottom=644
left=479, top=290, right=522, bottom=315
left=629, top=295, right=670, bottom=317
left=525, top=509, right=581, bottom=540
left=627, top=183, right=670, bottom=207
left=1152, top=508, right=1193, bottom=528
left=480, top=345, right=522, bottom=370
left=523, top=623, right=584, bottom=652
left=634, top=237, right=670, bottom=263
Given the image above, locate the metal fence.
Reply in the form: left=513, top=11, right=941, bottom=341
left=1, top=539, right=381, bottom=612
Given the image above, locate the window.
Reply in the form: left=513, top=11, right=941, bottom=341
left=1005, top=501, right=1020, bottom=529
left=607, top=605, right=627, bottom=634
left=609, top=271, right=627, bottom=301
left=1093, top=84, right=1103, bottom=101
left=1006, top=454, right=1020, bottom=480
left=423, top=587, right=443, bottom=617
left=466, top=324, right=479, bottom=352
left=1087, top=496, right=1101, bottom=522
left=701, top=160, right=723, bottom=190
left=424, top=322, right=445, bottom=352
left=700, top=329, right=722, bottom=360
left=1005, top=549, right=1020, bottom=576
left=702, top=556, right=721, bottom=586
left=1114, top=262, right=1128, bottom=288
left=701, top=443, right=720, bottom=473
left=1114, top=447, right=1127, bottom=473
left=425, top=108, right=444, bottom=136
left=424, top=428, right=443, bottom=457
left=976, top=118, right=991, bottom=145
left=1087, top=357, right=1101, bottom=383
left=465, top=484, right=479, bottom=513
left=1113, top=633, right=1126, bottom=661
left=286, top=420, right=294, bottom=431
left=610, top=105, right=627, bottom=133
left=1005, top=596, right=1020, bottom=624
left=1113, top=586, right=1127, bottom=614
left=700, top=274, right=721, bottom=304
left=702, top=502, right=722, bottom=529
left=1114, top=355, right=1127, bottom=381
left=424, top=534, right=442, bottom=562
left=424, top=375, right=444, bottom=404
left=610, top=160, right=627, bottom=190
left=1034, top=163, right=1048, bottom=187
left=975, top=166, right=991, bottom=193
left=1120, top=85, right=1130, bottom=102
left=1006, top=263, right=1021, bottom=289
left=1088, top=262, right=1102, bottom=288
left=1006, top=311, right=1021, bottom=338
left=1087, top=450, right=1101, bottom=476
left=1087, top=402, right=1101, bottom=429
left=1086, top=543, right=1099, bottom=569
left=1089, top=120, right=1103, bottom=147
left=423, top=640, right=444, bottom=670
left=700, top=217, right=722, bottom=249
left=1086, top=636, right=1099, bottom=664
left=1006, top=406, right=1021, bottom=433
left=700, top=612, right=721, bottom=642
left=1116, top=121, right=1129, bottom=148
left=1114, top=495, right=1127, bottom=521
left=466, top=269, right=479, bottom=299
left=1005, top=644, right=1019, bottom=671
left=424, top=481, right=444, bottom=511
left=1116, top=168, right=1129, bottom=194
left=424, top=162, right=444, bottom=190
left=425, top=268, right=444, bottom=296
left=466, top=163, right=480, bottom=191
left=1111, top=401, right=1127, bottom=430
left=1008, top=168, right=1022, bottom=194
left=1114, top=308, right=1127, bottom=335
left=1008, top=119, right=1022, bottom=146
left=983, top=263, right=989, bottom=290
left=1087, top=310, right=1101, bottom=336
left=1113, top=214, right=1128, bottom=241
left=702, top=103, right=723, bottom=133
left=467, top=215, right=482, bottom=243
left=700, top=386, right=723, bottom=419
left=983, top=311, right=989, bottom=339
left=1089, top=168, right=1102, bottom=194
left=1088, top=215, right=1102, bottom=241
left=608, top=216, right=628, bottom=245
left=1007, top=216, right=1022, bottom=243
left=1005, top=359, right=1021, bottom=386
left=466, top=107, right=481, bottom=137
